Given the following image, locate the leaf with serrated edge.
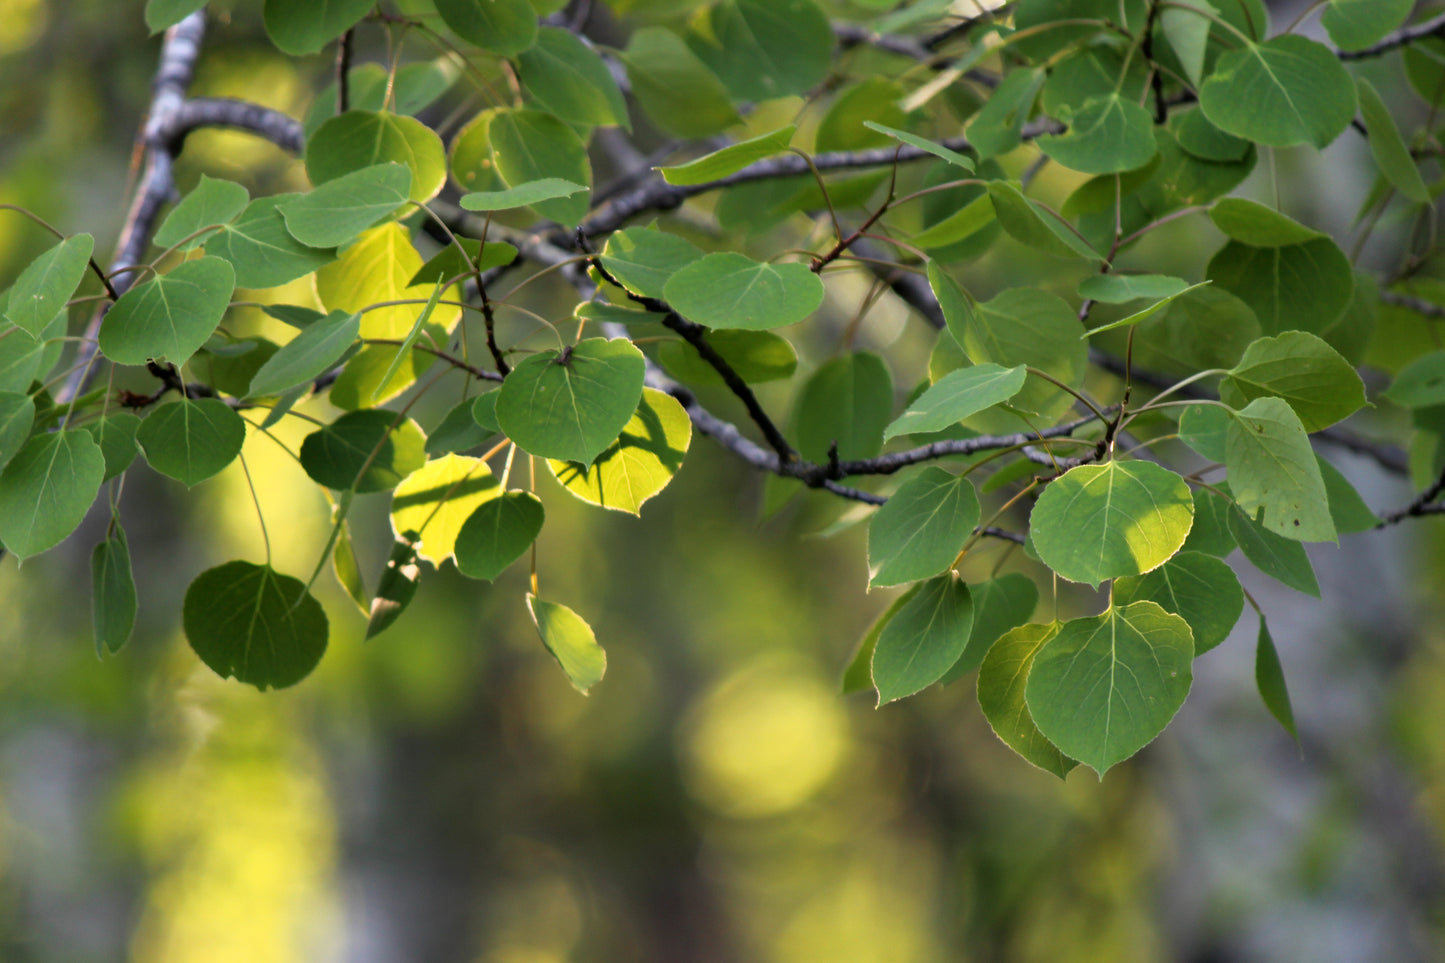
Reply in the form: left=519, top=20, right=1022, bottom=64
left=868, top=467, right=979, bottom=587
left=978, top=622, right=1076, bottom=778
left=1114, top=551, right=1244, bottom=656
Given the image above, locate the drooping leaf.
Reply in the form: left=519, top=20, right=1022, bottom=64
left=136, top=398, right=246, bottom=487
left=333, top=517, right=367, bottom=613
left=1225, top=397, right=1335, bottom=542
left=459, top=179, right=587, bottom=212
left=1206, top=238, right=1354, bottom=337
left=928, top=261, right=977, bottom=352
left=600, top=227, right=704, bottom=302
left=967, top=66, right=1045, bottom=159
left=183, top=561, right=328, bottom=689
left=794, top=351, right=893, bottom=463
left=390, top=454, right=500, bottom=565
left=1178, top=403, right=1229, bottom=463
left=0, top=430, right=103, bottom=559
left=1226, top=502, right=1321, bottom=597
left=1198, top=36, right=1356, bottom=149
left=817, top=78, right=907, bottom=152
left=914, top=194, right=996, bottom=250
left=1255, top=616, right=1298, bottom=740
left=883, top=364, right=1026, bottom=441
left=1321, top=0, right=1413, bottom=52
left=2, top=234, right=93, bottom=337
left=154, top=176, right=249, bottom=251
left=1220, top=331, right=1367, bottom=431
left=686, top=0, right=833, bottom=102
left=663, top=253, right=825, bottom=331
left=863, top=122, right=975, bottom=171
left=488, top=109, right=590, bottom=224
left=91, top=526, right=137, bottom=656
left=516, top=29, right=627, bottom=130
left=263, top=0, right=372, bottom=54
left=977, top=622, right=1077, bottom=778
left=1318, top=456, right=1380, bottom=534
left=987, top=182, right=1101, bottom=261
left=1026, top=601, right=1194, bottom=776
left=316, top=223, right=461, bottom=343
left=1160, top=0, right=1216, bottom=87
left=872, top=574, right=973, bottom=705
left=367, top=538, right=421, bottom=639
left=0, top=392, right=35, bottom=470
left=279, top=163, right=413, bottom=249
left=620, top=27, right=740, bottom=139
left=1181, top=486, right=1237, bottom=557
left=657, top=330, right=797, bottom=385
left=867, top=467, right=980, bottom=587
left=548, top=388, right=691, bottom=515
left=1032, top=460, right=1194, bottom=587
left=527, top=594, right=606, bottom=693
left=1357, top=78, right=1431, bottom=205
left=1078, top=274, right=1190, bottom=304
left=408, top=238, right=517, bottom=286
left=434, top=0, right=538, bottom=55
left=1037, top=93, right=1157, bottom=174
left=495, top=338, right=646, bottom=465
left=1383, top=349, right=1445, bottom=408
left=99, top=256, right=234, bottom=366
left=205, top=195, right=337, bottom=290
left=659, top=126, right=797, bottom=186
left=455, top=491, right=545, bottom=580
left=299, top=409, right=428, bottom=493
left=1114, top=551, right=1244, bottom=656
left=246, top=310, right=360, bottom=398
left=943, top=573, right=1039, bottom=683
left=305, top=111, right=447, bottom=204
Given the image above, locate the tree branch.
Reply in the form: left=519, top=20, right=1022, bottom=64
left=1338, top=12, right=1445, bottom=61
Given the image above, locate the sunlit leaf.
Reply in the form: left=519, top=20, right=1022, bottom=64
left=390, top=454, right=500, bottom=565
left=367, top=539, right=421, bottom=639
left=978, top=622, right=1077, bottom=778
left=549, top=388, right=691, bottom=515
left=306, top=110, right=447, bottom=204
left=659, top=126, right=796, bottom=186
left=527, top=594, right=606, bottom=693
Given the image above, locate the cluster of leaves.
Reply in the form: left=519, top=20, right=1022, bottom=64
left=2, top=0, right=1443, bottom=776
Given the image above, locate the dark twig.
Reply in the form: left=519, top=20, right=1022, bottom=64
left=1379, top=464, right=1445, bottom=525
left=1338, top=12, right=1445, bottom=61
left=336, top=28, right=354, bottom=114
left=1380, top=288, right=1445, bottom=318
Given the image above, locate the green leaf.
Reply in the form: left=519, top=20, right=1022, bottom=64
left=1037, top=93, right=1158, bottom=175
left=1179, top=403, right=1228, bottom=463
left=1078, top=274, right=1190, bottom=304
left=817, top=78, right=907, bottom=152
left=0, top=392, right=34, bottom=470
left=687, top=0, right=833, bottom=102
left=307, top=62, right=457, bottom=135
left=967, top=67, right=1045, bottom=159
left=928, top=261, right=977, bottom=352
left=1206, top=238, right=1354, bottom=337
left=1226, top=397, right=1335, bottom=542
left=1321, top=0, right=1412, bottom=52
left=488, top=109, right=590, bottom=224
left=205, top=195, right=337, bottom=290
left=862, top=122, right=975, bottom=171
left=1132, top=285, right=1261, bottom=375
left=390, top=453, right=500, bottom=564
left=1031, top=460, right=1195, bottom=587
left=527, top=594, right=606, bottom=693
left=872, top=575, right=974, bottom=705
left=333, top=518, right=367, bottom=613
left=1226, top=500, right=1321, bottom=597
left=136, top=398, right=246, bottom=487
left=459, top=179, right=587, bottom=212
left=659, top=126, right=796, bottom=186
left=263, top=0, right=372, bottom=55
left=620, top=27, right=740, bottom=139
left=183, top=561, right=328, bottom=689
left=426, top=396, right=496, bottom=455
left=455, top=491, right=545, bottom=580
left=1357, top=78, right=1431, bottom=204
left=867, top=467, right=980, bottom=587
left=0, top=327, right=45, bottom=393
left=0, top=430, right=103, bottom=559
left=495, top=337, right=646, bottom=465
left=306, top=111, right=447, bottom=205
left=154, top=176, right=249, bottom=251
left=145, top=0, right=206, bottom=32
left=1083, top=282, right=1212, bottom=337
left=1383, top=349, right=1445, bottom=408
left=1172, top=106, right=1251, bottom=162
left=1255, top=616, right=1298, bottom=740
left=842, top=587, right=919, bottom=696
left=882, top=364, right=1026, bottom=441
left=316, top=223, right=460, bottom=344
left=943, top=573, right=1039, bottom=683
left=1209, top=198, right=1325, bottom=247
left=987, top=182, right=1101, bottom=261
left=246, top=310, right=360, bottom=398
left=658, top=330, right=797, bottom=385
left=1318, top=456, right=1380, bottom=534
left=3, top=234, right=94, bottom=336
left=99, top=256, right=234, bottom=366
left=81, top=412, right=141, bottom=481
left=1182, top=486, right=1236, bottom=557
left=794, top=351, right=893, bottom=463
left=913, top=194, right=996, bottom=250
left=279, top=163, right=413, bottom=249
left=517, top=27, right=629, bottom=129
left=548, top=388, right=691, bottom=515
left=1199, top=36, right=1356, bottom=149
left=960, top=287, right=1089, bottom=430
left=408, top=239, right=517, bottom=286
left=1114, top=551, right=1244, bottom=656
left=91, top=526, right=137, bottom=656
left=1160, top=0, right=1216, bottom=87
left=434, top=0, right=537, bottom=55
left=299, top=409, right=428, bottom=493
left=471, top=391, right=500, bottom=433
left=1220, top=331, right=1366, bottom=431
left=977, top=622, right=1077, bottom=778
left=663, top=253, right=825, bottom=330
left=367, top=538, right=420, bottom=639
left=600, top=227, right=704, bottom=301
left=1026, top=601, right=1194, bottom=776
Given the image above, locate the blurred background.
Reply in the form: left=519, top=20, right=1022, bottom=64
left=1, top=0, right=1444, bottom=960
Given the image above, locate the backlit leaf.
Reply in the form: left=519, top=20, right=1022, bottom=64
left=527, top=594, right=606, bottom=693
left=977, top=622, right=1076, bottom=778
left=306, top=111, right=447, bottom=204
left=659, top=126, right=797, bottom=186
left=489, top=109, right=590, bottom=224
left=495, top=338, right=646, bottom=465
left=367, top=538, right=421, bottom=639
left=390, top=454, right=499, bottom=565
left=548, top=388, right=691, bottom=515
